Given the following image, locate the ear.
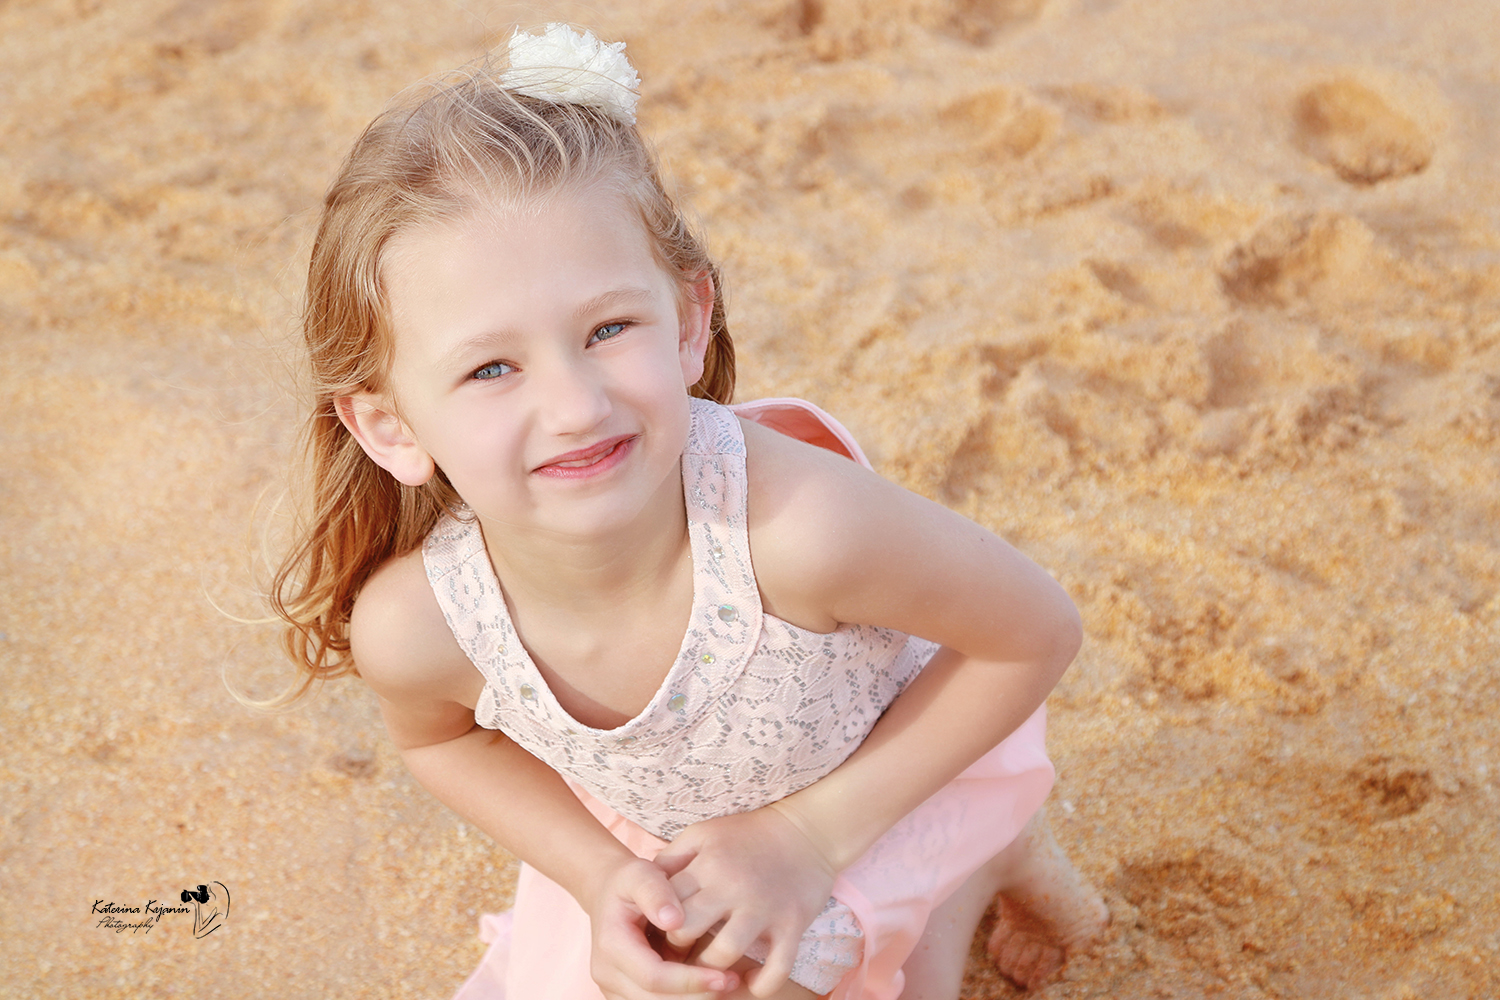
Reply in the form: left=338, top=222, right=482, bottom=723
left=335, top=393, right=436, bottom=487
left=677, top=274, right=716, bottom=388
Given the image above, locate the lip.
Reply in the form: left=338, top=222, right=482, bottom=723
left=532, top=434, right=638, bottom=480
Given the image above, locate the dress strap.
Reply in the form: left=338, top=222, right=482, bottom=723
left=680, top=398, right=763, bottom=686
left=422, top=512, right=524, bottom=698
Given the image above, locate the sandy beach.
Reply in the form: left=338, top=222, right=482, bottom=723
left=1, top=0, right=1496, bottom=996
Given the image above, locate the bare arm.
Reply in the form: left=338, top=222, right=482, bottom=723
left=352, top=550, right=739, bottom=999
left=657, top=419, right=1081, bottom=991
left=747, top=419, right=1082, bottom=869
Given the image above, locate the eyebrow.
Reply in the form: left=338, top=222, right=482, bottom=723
left=434, top=287, right=659, bottom=374
left=571, top=286, right=656, bottom=320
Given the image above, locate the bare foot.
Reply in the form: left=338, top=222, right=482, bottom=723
left=900, top=810, right=1107, bottom=999
left=984, top=813, right=1109, bottom=991
left=986, top=895, right=1068, bottom=989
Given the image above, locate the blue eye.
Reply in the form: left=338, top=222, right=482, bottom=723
left=589, top=322, right=628, bottom=345
left=472, top=360, right=515, bottom=381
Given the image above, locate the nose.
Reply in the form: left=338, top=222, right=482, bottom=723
left=534, top=354, right=612, bottom=437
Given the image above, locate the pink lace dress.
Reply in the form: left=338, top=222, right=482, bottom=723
left=431, top=398, right=1054, bottom=1000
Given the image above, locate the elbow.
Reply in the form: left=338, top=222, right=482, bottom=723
left=1047, top=594, right=1084, bottom=683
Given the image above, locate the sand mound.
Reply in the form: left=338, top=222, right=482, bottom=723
left=1294, top=79, right=1436, bottom=186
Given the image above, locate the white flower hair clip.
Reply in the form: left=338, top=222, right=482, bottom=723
left=500, top=23, right=642, bottom=125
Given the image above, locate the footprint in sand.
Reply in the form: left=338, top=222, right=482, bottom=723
left=1048, top=82, right=1166, bottom=124
left=1218, top=209, right=1376, bottom=307
left=1307, top=755, right=1439, bottom=841
left=779, top=0, right=1048, bottom=51
left=939, top=87, right=1059, bottom=160
left=1342, top=756, right=1436, bottom=825
left=1294, top=79, right=1436, bottom=186
left=1113, top=843, right=1282, bottom=970
left=942, top=0, right=1049, bottom=44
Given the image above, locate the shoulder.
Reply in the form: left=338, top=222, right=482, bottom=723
left=739, top=415, right=895, bottom=631
left=740, top=414, right=1081, bottom=664
left=350, top=546, right=483, bottom=742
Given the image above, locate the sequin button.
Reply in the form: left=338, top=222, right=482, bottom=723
left=717, top=604, right=738, bottom=623
left=700, top=652, right=716, bottom=664
left=668, top=694, right=687, bottom=712
left=519, top=683, right=536, bottom=701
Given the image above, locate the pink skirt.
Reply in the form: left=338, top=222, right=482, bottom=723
left=450, top=704, right=1053, bottom=1000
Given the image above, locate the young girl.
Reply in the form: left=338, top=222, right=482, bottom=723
left=272, top=23, right=1107, bottom=1000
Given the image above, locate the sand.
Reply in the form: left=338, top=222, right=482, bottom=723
left=1, top=0, right=1496, bottom=997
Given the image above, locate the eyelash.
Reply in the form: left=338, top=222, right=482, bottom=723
left=469, top=321, right=632, bottom=381
left=471, top=360, right=514, bottom=381
left=589, top=321, right=629, bottom=344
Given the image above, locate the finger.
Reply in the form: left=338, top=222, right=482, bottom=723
left=644, top=922, right=691, bottom=964
left=653, top=845, right=696, bottom=878
left=642, top=965, right=740, bottom=998
left=601, top=966, right=737, bottom=1000
left=746, top=935, right=799, bottom=998
left=621, top=861, right=687, bottom=932
left=597, top=921, right=740, bottom=998
left=633, top=960, right=741, bottom=998
left=664, top=926, right=699, bottom=953
left=662, top=865, right=707, bottom=950
left=667, top=868, right=703, bottom=901
left=692, top=916, right=765, bottom=973
left=664, top=904, right=726, bottom=951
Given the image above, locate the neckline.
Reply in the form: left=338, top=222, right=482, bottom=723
left=476, top=504, right=706, bottom=736
left=437, top=398, right=763, bottom=741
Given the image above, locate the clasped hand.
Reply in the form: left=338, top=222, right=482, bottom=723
left=589, top=805, right=836, bottom=999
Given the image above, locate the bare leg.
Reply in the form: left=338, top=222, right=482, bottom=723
left=901, top=809, right=1108, bottom=999
left=900, top=850, right=1011, bottom=1000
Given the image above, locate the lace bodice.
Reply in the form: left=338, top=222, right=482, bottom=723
left=423, top=397, right=934, bottom=840
left=423, top=398, right=937, bottom=992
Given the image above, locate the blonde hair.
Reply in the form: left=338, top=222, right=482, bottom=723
left=269, top=60, right=735, bottom=699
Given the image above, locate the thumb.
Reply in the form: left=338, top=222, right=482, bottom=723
left=622, top=858, right=685, bottom=931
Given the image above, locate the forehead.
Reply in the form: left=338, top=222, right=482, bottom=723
left=378, top=184, right=676, bottom=362
left=385, top=181, right=657, bottom=278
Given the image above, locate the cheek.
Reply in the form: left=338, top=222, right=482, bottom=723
left=607, top=337, right=690, bottom=396
left=411, top=398, right=513, bottom=465
left=605, top=348, right=692, bottom=432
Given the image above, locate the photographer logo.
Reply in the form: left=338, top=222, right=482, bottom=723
left=92, top=881, right=231, bottom=938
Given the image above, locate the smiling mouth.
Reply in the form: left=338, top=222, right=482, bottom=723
left=532, top=434, right=637, bottom=478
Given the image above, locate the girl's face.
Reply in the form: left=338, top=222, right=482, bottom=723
left=350, top=184, right=712, bottom=544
